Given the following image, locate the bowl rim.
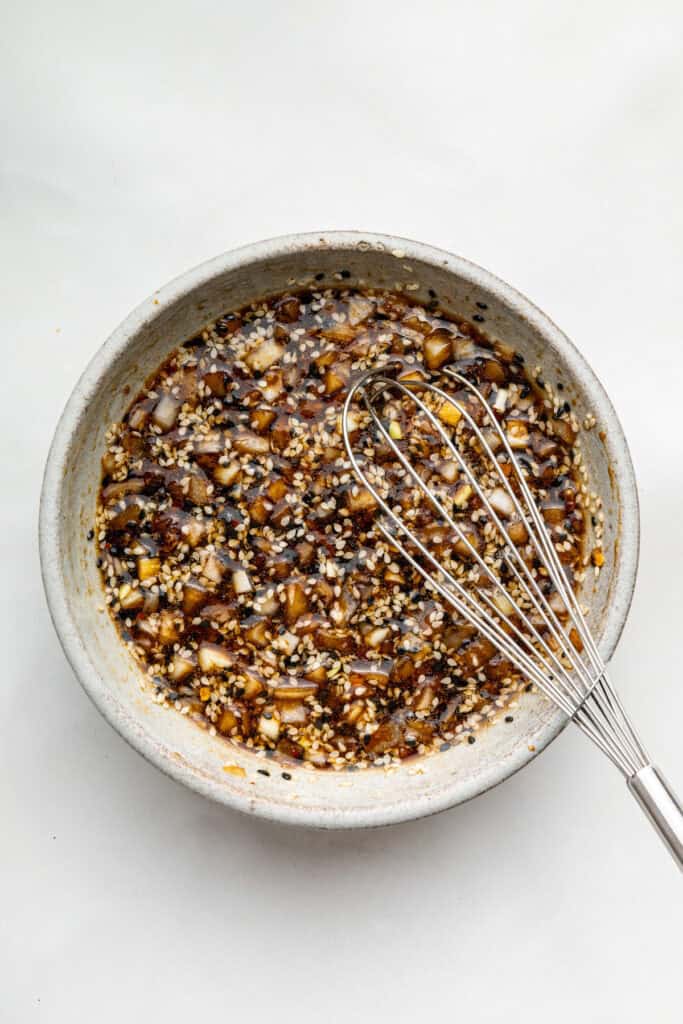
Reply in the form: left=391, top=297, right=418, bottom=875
left=39, top=230, right=640, bottom=827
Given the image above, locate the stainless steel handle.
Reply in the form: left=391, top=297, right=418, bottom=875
left=628, top=765, right=683, bottom=871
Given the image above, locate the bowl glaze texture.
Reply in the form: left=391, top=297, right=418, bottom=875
left=39, top=232, right=639, bottom=827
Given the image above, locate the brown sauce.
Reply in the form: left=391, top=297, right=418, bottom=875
left=95, top=287, right=593, bottom=770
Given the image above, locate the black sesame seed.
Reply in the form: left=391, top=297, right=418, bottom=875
left=96, top=557, right=103, bottom=568
left=505, top=715, right=514, bottom=723
left=87, top=529, right=94, bottom=541
left=257, top=768, right=270, bottom=777
left=467, top=734, right=476, bottom=744
left=525, top=683, right=533, bottom=692
left=282, top=772, right=292, bottom=780
left=591, top=515, right=597, bottom=526
left=473, top=314, right=485, bottom=323
left=520, top=384, right=531, bottom=398
left=340, top=269, right=351, bottom=279
left=562, top=401, right=571, bottom=414
left=314, top=272, right=325, bottom=281
left=536, top=377, right=545, bottom=389
left=439, top=741, right=451, bottom=752
left=557, top=382, right=564, bottom=391
left=428, top=289, right=437, bottom=299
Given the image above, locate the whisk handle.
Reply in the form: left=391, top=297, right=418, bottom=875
left=628, top=765, right=683, bottom=871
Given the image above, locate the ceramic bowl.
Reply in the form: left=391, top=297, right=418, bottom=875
left=39, top=231, right=639, bottom=828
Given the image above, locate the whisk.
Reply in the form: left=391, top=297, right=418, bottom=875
left=342, top=361, right=683, bottom=869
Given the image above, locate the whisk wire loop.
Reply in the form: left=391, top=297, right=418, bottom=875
left=342, top=364, right=649, bottom=778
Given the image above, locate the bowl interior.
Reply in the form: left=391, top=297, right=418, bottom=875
left=40, top=233, right=638, bottom=827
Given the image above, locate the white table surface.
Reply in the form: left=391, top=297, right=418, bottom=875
left=3, top=2, right=682, bottom=1020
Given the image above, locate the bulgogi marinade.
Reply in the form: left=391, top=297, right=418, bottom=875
left=96, top=287, right=601, bottom=770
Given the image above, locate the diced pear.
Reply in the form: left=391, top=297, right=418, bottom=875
left=324, top=362, right=350, bottom=395
left=272, top=679, right=318, bottom=700
left=274, top=631, right=299, bottom=656
left=424, top=330, right=453, bottom=370
left=493, top=591, right=515, bottom=617
left=489, top=487, right=515, bottom=518
left=217, top=708, right=239, bottom=735
left=182, top=517, right=206, bottom=547
left=284, top=582, right=308, bottom=624
left=169, top=655, right=195, bottom=683
left=232, top=568, right=252, bottom=595
left=305, top=664, right=327, bottom=684
left=248, top=494, right=272, bottom=525
left=346, top=487, right=377, bottom=514
left=453, top=484, right=472, bottom=509
left=159, top=609, right=181, bottom=645
left=258, top=714, right=280, bottom=742
left=203, top=553, right=225, bottom=583
left=251, top=407, right=277, bottom=433
left=365, top=626, right=390, bottom=649
left=152, top=394, right=181, bottom=431
left=246, top=339, right=284, bottom=373
left=244, top=619, right=270, bottom=648
left=439, top=400, right=462, bottom=427
left=242, top=670, right=265, bottom=699
left=214, top=462, right=241, bottom=487
left=198, top=643, right=234, bottom=673
left=591, top=547, right=605, bottom=567
left=137, top=556, right=160, bottom=581
left=233, top=431, right=270, bottom=455
left=348, top=296, right=375, bottom=326
left=506, top=420, right=530, bottom=448
left=118, top=584, right=144, bottom=611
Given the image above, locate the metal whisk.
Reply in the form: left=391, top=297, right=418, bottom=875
left=342, top=362, right=683, bottom=869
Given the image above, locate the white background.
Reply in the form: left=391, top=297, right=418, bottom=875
left=2, top=2, right=682, bottom=1021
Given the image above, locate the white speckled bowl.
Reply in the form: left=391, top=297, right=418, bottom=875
left=39, top=232, right=639, bottom=828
